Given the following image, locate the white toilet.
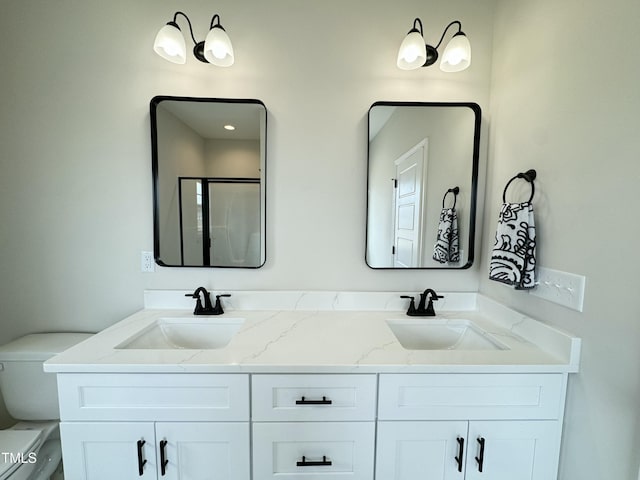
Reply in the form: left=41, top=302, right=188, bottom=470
left=0, top=333, right=92, bottom=480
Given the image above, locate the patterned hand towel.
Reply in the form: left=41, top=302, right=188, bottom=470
left=489, top=202, right=536, bottom=289
left=433, top=208, right=459, bottom=264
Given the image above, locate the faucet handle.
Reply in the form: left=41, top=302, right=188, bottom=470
left=400, top=295, right=416, bottom=316
left=425, top=293, right=443, bottom=316
left=212, top=294, right=231, bottom=315
left=185, top=293, right=204, bottom=315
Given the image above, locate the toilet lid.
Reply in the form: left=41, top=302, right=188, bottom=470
left=0, top=430, right=41, bottom=477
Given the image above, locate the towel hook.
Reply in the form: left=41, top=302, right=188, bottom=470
left=442, top=186, right=459, bottom=209
left=502, top=169, right=536, bottom=203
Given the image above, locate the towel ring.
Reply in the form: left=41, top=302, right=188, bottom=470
left=442, top=186, right=459, bottom=209
left=502, top=169, right=536, bottom=203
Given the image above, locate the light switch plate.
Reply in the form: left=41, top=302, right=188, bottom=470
left=530, top=266, right=586, bottom=312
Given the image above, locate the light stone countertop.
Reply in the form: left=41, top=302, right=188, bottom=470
left=44, top=291, right=581, bottom=374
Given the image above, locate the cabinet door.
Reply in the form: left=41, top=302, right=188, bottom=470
left=156, top=422, right=250, bottom=480
left=465, top=420, right=560, bottom=480
left=60, top=422, right=157, bottom=479
left=376, top=421, right=468, bottom=480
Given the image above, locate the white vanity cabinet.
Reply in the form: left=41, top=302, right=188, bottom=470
left=55, top=371, right=571, bottom=480
left=57, top=373, right=250, bottom=480
left=61, top=421, right=249, bottom=479
left=376, top=373, right=567, bottom=480
left=251, top=374, right=377, bottom=480
left=55, top=372, right=571, bottom=479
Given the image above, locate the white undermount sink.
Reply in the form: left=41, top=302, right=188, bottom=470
left=116, top=317, right=245, bottom=350
left=386, top=319, right=508, bottom=350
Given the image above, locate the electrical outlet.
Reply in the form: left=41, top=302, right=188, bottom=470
left=141, top=251, right=155, bottom=273
left=530, top=266, right=586, bottom=312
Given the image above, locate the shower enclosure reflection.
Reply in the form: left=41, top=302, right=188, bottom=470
left=179, top=178, right=260, bottom=267
left=151, top=97, right=266, bottom=268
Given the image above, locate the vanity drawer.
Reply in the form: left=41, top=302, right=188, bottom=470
left=251, top=374, right=377, bottom=421
left=378, top=373, right=565, bottom=420
left=252, top=421, right=375, bottom=480
left=58, top=373, right=249, bottom=421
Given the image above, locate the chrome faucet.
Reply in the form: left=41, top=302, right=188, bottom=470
left=401, top=289, right=444, bottom=316
left=185, top=287, right=231, bottom=315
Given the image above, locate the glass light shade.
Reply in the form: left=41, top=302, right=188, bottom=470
left=153, top=23, right=187, bottom=64
left=440, top=33, right=471, bottom=72
left=204, top=27, right=234, bottom=67
left=397, top=31, right=427, bottom=70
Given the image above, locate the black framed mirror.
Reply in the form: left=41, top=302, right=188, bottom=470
left=151, top=96, right=267, bottom=268
left=366, top=102, right=480, bottom=269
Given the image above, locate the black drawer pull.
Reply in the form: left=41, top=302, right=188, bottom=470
left=455, top=437, right=464, bottom=473
left=295, top=396, right=332, bottom=405
left=136, top=440, right=147, bottom=476
left=297, top=455, right=332, bottom=467
left=475, top=437, right=485, bottom=472
left=160, top=440, right=168, bottom=476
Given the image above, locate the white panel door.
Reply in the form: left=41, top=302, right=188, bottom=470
left=376, top=420, right=467, bottom=480
left=465, top=421, right=560, bottom=480
left=60, top=422, right=157, bottom=479
left=393, top=140, right=426, bottom=267
left=156, top=422, right=250, bottom=480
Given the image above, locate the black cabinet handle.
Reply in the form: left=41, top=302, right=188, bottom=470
left=475, top=437, right=485, bottom=472
left=296, top=455, right=332, bottom=467
left=160, top=440, right=168, bottom=476
left=136, top=440, right=147, bottom=476
left=295, top=396, right=332, bottom=405
left=455, top=437, right=464, bottom=473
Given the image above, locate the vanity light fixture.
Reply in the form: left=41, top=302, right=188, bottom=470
left=397, top=18, right=471, bottom=72
left=154, top=12, right=234, bottom=67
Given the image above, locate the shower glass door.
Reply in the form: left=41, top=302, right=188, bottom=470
left=208, top=181, right=260, bottom=267
left=179, top=177, right=261, bottom=267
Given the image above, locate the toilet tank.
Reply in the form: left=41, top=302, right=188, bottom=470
left=0, top=333, right=92, bottom=420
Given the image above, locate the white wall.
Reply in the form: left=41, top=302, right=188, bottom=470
left=205, top=139, right=260, bottom=178
left=157, top=109, right=206, bottom=264
left=482, top=0, right=640, bottom=478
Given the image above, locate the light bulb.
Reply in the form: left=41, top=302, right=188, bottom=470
left=446, top=50, right=463, bottom=66
left=403, top=46, right=420, bottom=64
left=213, top=45, right=227, bottom=59
left=162, top=44, right=181, bottom=57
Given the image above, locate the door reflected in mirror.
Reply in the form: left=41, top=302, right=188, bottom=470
left=366, top=102, right=480, bottom=269
left=151, top=97, right=267, bottom=267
